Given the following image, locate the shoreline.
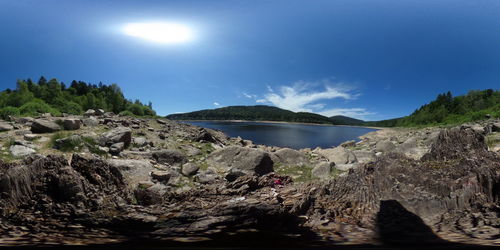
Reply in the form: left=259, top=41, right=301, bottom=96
left=176, top=119, right=385, bottom=130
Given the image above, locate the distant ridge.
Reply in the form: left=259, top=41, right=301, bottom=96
left=329, top=115, right=365, bottom=126
left=166, top=105, right=336, bottom=125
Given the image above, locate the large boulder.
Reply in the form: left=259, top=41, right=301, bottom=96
left=272, top=148, right=310, bottom=166
left=181, top=163, right=200, bottom=176
left=100, top=127, right=132, bottom=147
left=30, top=119, right=61, bottom=133
left=62, top=118, right=81, bottom=130
left=317, top=147, right=357, bottom=165
left=83, top=117, right=99, bottom=127
left=375, top=140, right=396, bottom=153
left=152, top=149, right=187, bottom=166
left=9, top=145, right=36, bottom=157
left=0, top=121, right=14, bottom=132
left=206, top=146, right=274, bottom=176
left=311, top=162, right=334, bottom=179
left=107, top=159, right=155, bottom=188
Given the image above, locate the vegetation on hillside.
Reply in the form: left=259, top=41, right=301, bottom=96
left=0, top=77, right=155, bottom=119
left=167, top=105, right=336, bottom=124
left=329, top=115, right=364, bottom=126
left=366, top=89, right=500, bottom=127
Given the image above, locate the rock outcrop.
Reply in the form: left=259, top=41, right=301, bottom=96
left=30, top=119, right=61, bottom=133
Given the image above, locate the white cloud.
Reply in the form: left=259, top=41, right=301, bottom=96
left=258, top=80, right=374, bottom=120
left=243, top=93, right=257, bottom=99
left=213, top=102, right=220, bottom=106
left=318, top=108, right=374, bottom=120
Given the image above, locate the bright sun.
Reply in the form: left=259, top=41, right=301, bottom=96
left=123, top=22, right=193, bottom=44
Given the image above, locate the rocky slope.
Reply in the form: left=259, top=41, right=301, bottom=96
left=0, top=111, right=499, bottom=247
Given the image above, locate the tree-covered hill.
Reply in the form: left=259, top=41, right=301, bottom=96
left=329, top=115, right=365, bottom=126
left=0, top=77, right=155, bottom=119
left=167, top=105, right=336, bottom=124
left=366, top=89, right=500, bottom=127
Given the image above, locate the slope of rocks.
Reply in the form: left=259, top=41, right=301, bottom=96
left=0, top=111, right=498, bottom=247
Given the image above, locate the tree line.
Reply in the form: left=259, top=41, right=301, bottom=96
left=366, top=89, right=500, bottom=127
left=0, top=77, right=156, bottom=119
left=167, top=105, right=336, bottom=124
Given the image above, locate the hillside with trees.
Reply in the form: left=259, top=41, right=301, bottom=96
left=167, top=105, right=336, bottom=124
left=367, top=89, right=500, bottom=127
left=0, top=77, right=155, bottom=119
left=329, top=115, right=364, bottom=126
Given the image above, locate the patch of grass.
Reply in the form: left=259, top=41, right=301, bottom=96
left=275, top=164, right=313, bottom=183
left=49, top=132, right=106, bottom=155
left=486, top=134, right=500, bottom=149
left=3, top=138, right=16, bottom=148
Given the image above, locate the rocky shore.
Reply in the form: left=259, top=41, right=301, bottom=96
left=0, top=111, right=499, bottom=247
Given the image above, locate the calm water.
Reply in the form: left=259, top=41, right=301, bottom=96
left=186, top=121, right=377, bottom=149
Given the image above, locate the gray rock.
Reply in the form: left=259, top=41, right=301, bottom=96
left=317, top=147, right=357, bottom=165
left=62, top=118, right=81, bottom=130
left=24, top=134, right=41, bottom=141
left=14, top=117, right=35, bottom=124
left=84, top=109, right=96, bottom=116
left=353, top=150, right=376, bottom=163
left=397, top=137, right=418, bottom=154
left=375, top=140, right=396, bottom=153
left=157, top=119, right=167, bottom=125
left=181, top=163, right=200, bottom=176
left=152, top=149, right=187, bottom=166
left=108, top=159, right=155, bottom=188
left=30, top=119, right=61, bottom=133
left=0, top=121, right=14, bottom=132
left=335, top=163, right=357, bottom=171
left=9, top=145, right=36, bottom=157
left=110, top=142, right=125, bottom=155
left=100, top=127, right=132, bottom=147
left=206, top=146, right=274, bottom=176
left=151, top=170, right=171, bottom=183
left=54, top=135, right=82, bottom=150
left=272, top=148, right=310, bottom=166
left=194, top=170, right=220, bottom=184
left=83, top=116, right=99, bottom=127
left=312, top=162, right=334, bottom=179
left=492, top=122, right=500, bottom=132
left=95, top=109, right=105, bottom=116
left=133, top=137, right=147, bottom=147
left=340, top=140, right=356, bottom=148
left=15, top=130, right=31, bottom=136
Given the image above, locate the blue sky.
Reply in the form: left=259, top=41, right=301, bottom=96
left=1, top=0, right=499, bottom=120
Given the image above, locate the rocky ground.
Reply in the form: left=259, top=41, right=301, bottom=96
left=0, top=110, right=499, bottom=248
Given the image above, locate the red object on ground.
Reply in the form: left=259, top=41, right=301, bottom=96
left=274, top=179, right=283, bottom=186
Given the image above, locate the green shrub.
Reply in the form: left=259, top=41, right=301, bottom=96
left=19, top=99, right=61, bottom=117
left=0, top=106, right=20, bottom=120
left=119, top=110, right=135, bottom=117
left=59, top=101, right=83, bottom=115
left=126, top=104, right=145, bottom=116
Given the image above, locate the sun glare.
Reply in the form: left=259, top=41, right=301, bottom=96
left=123, top=22, right=193, bottom=44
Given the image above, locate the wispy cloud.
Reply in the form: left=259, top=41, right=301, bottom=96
left=213, top=102, right=220, bottom=106
left=243, top=93, right=257, bottom=99
left=257, top=80, right=374, bottom=120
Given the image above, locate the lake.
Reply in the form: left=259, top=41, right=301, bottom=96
left=185, top=121, right=377, bottom=149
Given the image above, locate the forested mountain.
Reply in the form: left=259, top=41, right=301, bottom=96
left=329, top=115, right=364, bottom=126
left=0, top=77, right=155, bottom=119
left=167, top=105, right=336, bottom=124
left=367, top=89, right=500, bottom=127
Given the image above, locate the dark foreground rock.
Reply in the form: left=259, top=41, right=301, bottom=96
left=0, top=127, right=498, bottom=247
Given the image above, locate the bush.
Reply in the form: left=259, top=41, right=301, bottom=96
left=119, top=110, right=135, bottom=117
left=126, top=104, right=145, bottom=116
left=0, top=106, right=20, bottom=120
left=59, top=101, right=83, bottom=115
left=19, top=99, right=60, bottom=117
